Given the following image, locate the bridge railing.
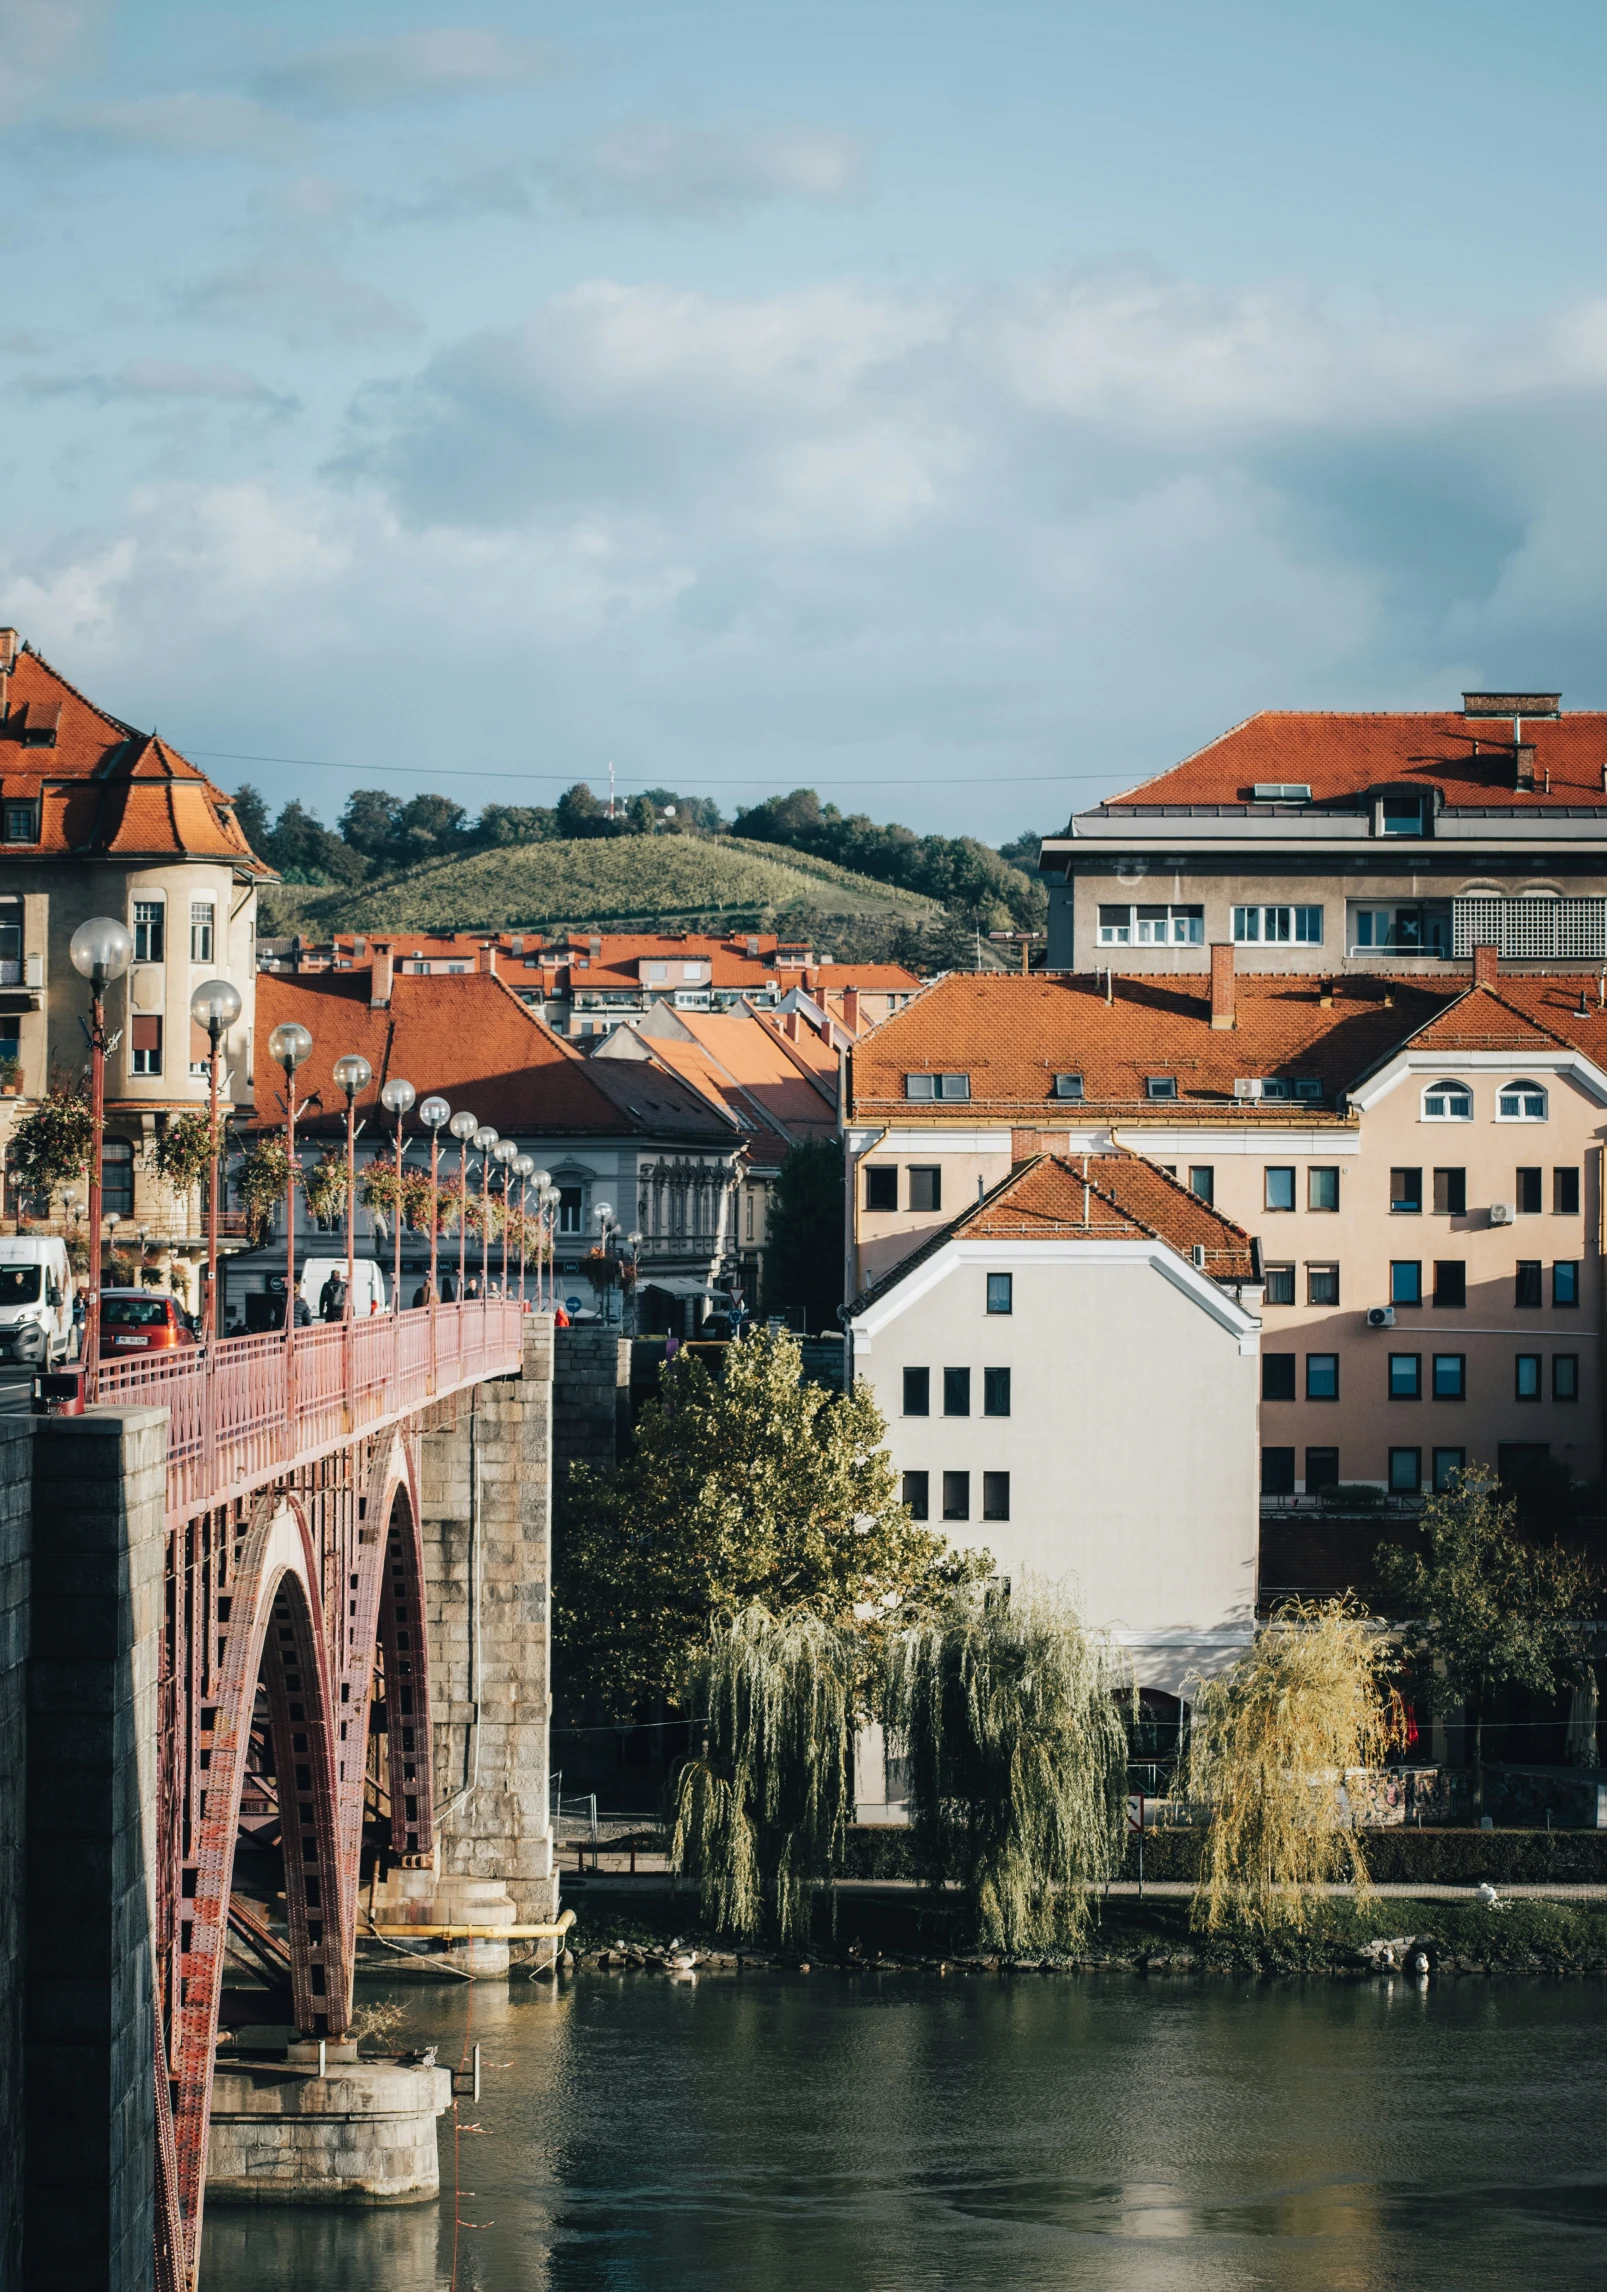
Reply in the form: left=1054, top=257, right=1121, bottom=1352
left=96, top=1299, right=527, bottom=1521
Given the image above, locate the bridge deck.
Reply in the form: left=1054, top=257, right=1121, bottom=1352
left=96, top=1299, right=527, bottom=1522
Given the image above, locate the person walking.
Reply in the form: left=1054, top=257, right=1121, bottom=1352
left=319, top=1268, right=348, bottom=1323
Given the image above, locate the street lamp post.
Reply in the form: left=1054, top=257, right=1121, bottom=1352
left=331, top=1054, right=373, bottom=1320
left=594, top=1201, right=615, bottom=1326
left=494, top=1139, right=517, bottom=1296
left=419, top=1097, right=451, bottom=1388
left=379, top=1079, right=416, bottom=1315
left=266, top=1021, right=313, bottom=1424
left=530, top=1170, right=551, bottom=1309
left=541, top=1182, right=559, bottom=1312
left=449, top=1110, right=477, bottom=1302
left=472, top=1126, right=499, bottom=1295
left=68, top=917, right=133, bottom=1396
left=514, top=1154, right=534, bottom=1305
left=191, top=978, right=243, bottom=1343
left=625, top=1227, right=642, bottom=1335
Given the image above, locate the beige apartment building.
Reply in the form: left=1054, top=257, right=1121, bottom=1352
left=1040, top=691, right=1607, bottom=979
left=0, top=633, right=269, bottom=1291
left=846, top=949, right=1607, bottom=1501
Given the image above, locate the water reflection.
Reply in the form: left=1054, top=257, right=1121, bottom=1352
left=203, top=1972, right=1607, bottom=2292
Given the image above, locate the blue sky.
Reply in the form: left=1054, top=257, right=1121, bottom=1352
left=5, top=0, right=1607, bottom=841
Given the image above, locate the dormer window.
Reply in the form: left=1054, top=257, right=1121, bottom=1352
left=2, top=802, right=37, bottom=843
left=1381, top=796, right=1427, bottom=836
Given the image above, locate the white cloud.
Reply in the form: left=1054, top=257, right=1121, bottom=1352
left=545, top=122, right=868, bottom=217
left=0, top=0, right=107, bottom=120
left=40, top=91, right=292, bottom=156
left=174, top=260, right=422, bottom=348
left=253, top=29, right=557, bottom=115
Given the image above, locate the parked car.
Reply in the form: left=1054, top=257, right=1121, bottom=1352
left=99, top=1290, right=198, bottom=1358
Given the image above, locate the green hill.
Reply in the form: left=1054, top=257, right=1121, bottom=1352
left=259, top=833, right=944, bottom=940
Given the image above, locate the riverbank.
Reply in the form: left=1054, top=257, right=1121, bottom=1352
left=560, top=1890, right=1607, bottom=1976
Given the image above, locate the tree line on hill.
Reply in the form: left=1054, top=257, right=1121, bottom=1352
left=233, top=776, right=1049, bottom=936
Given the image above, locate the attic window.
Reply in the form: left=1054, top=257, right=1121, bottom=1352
left=2, top=802, right=37, bottom=844
left=1251, top=783, right=1312, bottom=803
left=1052, top=1073, right=1084, bottom=1101
left=1257, top=1077, right=1324, bottom=1102
left=19, top=702, right=60, bottom=747
left=1144, top=1075, right=1178, bottom=1101
left=906, top=1073, right=970, bottom=1102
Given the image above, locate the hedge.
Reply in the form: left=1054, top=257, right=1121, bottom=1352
left=840, top=1825, right=1607, bottom=1887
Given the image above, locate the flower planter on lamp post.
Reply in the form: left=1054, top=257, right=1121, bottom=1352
left=68, top=916, right=133, bottom=1395
left=379, top=1079, right=416, bottom=1318
left=266, top=1021, right=313, bottom=1430
left=449, top=1110, right=477, bottom=1304
left=190, top=977, right=243, bottom=1344
left=514, top=1154, right=535, bottom=1305
left=472, top=1126, right=499, bottom=1296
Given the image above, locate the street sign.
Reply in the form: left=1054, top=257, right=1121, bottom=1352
left=1126, top=1793, right=1145, bottom=1834
left=566, top=1296, right=583, bottom=1315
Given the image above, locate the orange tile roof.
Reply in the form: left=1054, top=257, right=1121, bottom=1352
left=0, top=643, right=271, bottom=870
left=633, top=1011, right=838, bottom=1165
left=1095, top=708, right=1607, bottom=812
left=853, top=1151, right=1257, bottom=1310
left=1386, top=974, right=1607, bottom=1063
left=252, top=969, right=732, bottom=1144
left=850, top=970, right=1456, bottom=1120
left=324, top=928, right=919, bottom=997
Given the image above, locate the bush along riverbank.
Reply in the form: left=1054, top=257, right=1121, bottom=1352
left=559, top=1891, right=1607, bottom=1978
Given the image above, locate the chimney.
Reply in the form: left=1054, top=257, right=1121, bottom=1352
left=1319, top=978, right=1334, bottom=1010
left=0, top=629, right=17, bottom=673
left=841, top=986, right=861, bottom=1034
left=1514, top=742, right=1536, bottom=790
left=1209, top=942, right=1236, bottom=1030
left=804, top=965, right=821, bottom=998
left=477, top=941, right=498, bottom=977
left=784, top=1011, right=801, bottom=1043
left=371, top=941, right=394, bottom=1008
left=1473, top=942, right=1499, bottom=989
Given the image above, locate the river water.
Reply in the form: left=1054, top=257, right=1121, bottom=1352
left=203, top=1970, right=1607, bottom=2291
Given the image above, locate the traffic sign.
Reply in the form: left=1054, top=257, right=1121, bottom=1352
left=1126, top=1793, right=1145, bottom=1834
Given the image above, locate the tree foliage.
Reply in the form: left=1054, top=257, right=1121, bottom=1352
left=671, top=1605, right=859, bottom=1943
left=731, top=787, right=1047, bottom=932
left=761, top=1139, right=845, bottom=1328
left=1374, top=1469, right=1598, bottom=1778
left=554, top=1326, right=972, bottom=1714
left=1185, top=1600, right=1405, bottom=1935
left=881, top=1581, right=1131, bottom=1953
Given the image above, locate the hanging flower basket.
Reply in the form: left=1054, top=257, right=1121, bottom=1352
left=6, top=1086, right=92, bottom=1204
left=303, top=1153, right=350, bottom=1227
left=237, top=1135, right=293, bottom=1246
left=150, top=1109, right=221, bottom=1197
left=358, top=1163, right=399, bottom=1236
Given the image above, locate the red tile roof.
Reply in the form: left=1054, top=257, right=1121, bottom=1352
left=325, top=928, right=918, bottom=998
left=850, top=970, right=1457, bottom=1121
left=622, top=1011, right=838, bottom=1167
left=252, top=968, right=732, bottom=1144
left=0, top=642, right=270, bottom=870
left=1095, top=708, right=1607, bottom=812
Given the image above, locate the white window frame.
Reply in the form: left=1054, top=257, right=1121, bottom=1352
left=1350, top=902, right=1452, bottom=957
left=1097, top=903, right=1204, bottom=947
left=1497, top=1079, right=1548, bottom=1122
left=1232, top=904, right=1323, bottom=946
left=189, top=901, right=214, bottom=963
left=905, top=1073, right=971, bottom=1102
left=1422, top=1078, right=1473, bottom=1121
left=133, top=898, right=165, bottom=965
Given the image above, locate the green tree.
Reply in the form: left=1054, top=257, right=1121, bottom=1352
left=554, top=1326, right=968, bottom=1714
left=762, top=1139, right=844, bottom=1330
left=338, top=788, right=404, bottom=865
left=1375, top=1470, right=1598, bottom=1793
left=231, top=782, right=272, bottom=859
left=476, top=803, right=555, bottom=847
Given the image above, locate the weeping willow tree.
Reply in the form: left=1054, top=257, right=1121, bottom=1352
left=1185, top=1599, right=1404, bottom=1936
left=881, top=1581, right=1131, bottom=1954
left=671, top=1605, right=859, bottom=1943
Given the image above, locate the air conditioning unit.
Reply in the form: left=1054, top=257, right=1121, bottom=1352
left=1489, top=1202, right=1515, bottom=1226
left=1234, top=1078, right=1264, bottom=1100
left=1366, top=1306, right=1396, bottom=1330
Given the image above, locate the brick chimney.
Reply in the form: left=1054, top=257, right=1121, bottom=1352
left=783, top=1010, right=801, bottom=1043
left=1209, top=942, right=1236, bottom=1030
left=370, top=941, right=393, bottom=1008
left=477, top=941, right=498, bottom=977
left=841, top=985, right=861, bottom=1035
left=1473, top=942, right=1499, bottom=988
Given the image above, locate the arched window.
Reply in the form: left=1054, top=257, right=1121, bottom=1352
left=1498, top=1078, right=1548, bottom=1121
left=1423, top=1077, right=1472, bottom=1121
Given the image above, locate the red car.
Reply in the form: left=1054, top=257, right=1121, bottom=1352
left=99, top=1289, right=199, bottom=1358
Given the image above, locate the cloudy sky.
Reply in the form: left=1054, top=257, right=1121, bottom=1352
left=5, top=0, right=1607, bottom=841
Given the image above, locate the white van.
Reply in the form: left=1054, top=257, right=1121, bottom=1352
left=0, top=1236, right=74, bottom=1365
left=297, top=1257, right=390, bottom=1321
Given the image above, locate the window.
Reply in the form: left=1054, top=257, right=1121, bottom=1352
left=1265, top=1167, right=1295, bottom=1212
left=1307, top=1264, right=1339, bottom=1307
left=645, top=961, right=668, bottom=982
left=1423, top=1078, right=1472, bottom=1120
left=102, top=1137, right=134, bottom=1218
left=1262, top=1354, right=1296, bottom=1401
left=986, top=1273, right=1013, bottom=1315
left=1305, top=1447, right=1339, bottom=1491
left=983, top=1367, right=1011, bottom=1417
left=905, top=1073, right=970, bottom=1101
left=1263, top=1264, right=1295, bottom=1305
left=1516, top=1167, right=1543, bottom=1215
left=189, top=902, right=214, bottom=963
left=1432, top=1354, right=1465, bottom=1400
left=1499, top=1080, right=1547, bottom=1121
left=1555, top=1261, right=1579, bottom=1307
left=1308, top=1167, right=1339, bottom=1211
left=1381, top=796, right=1426, bottom=837
left=982, top=1471, right=1011, bottom=1522
left=1433, top=1167, right=1467, bottom=1215
left=908, top=1167, right=942, bottom=1214
left=902, top=1367, right=930, bottom=1417
left=1433, top=1262, right=1465, bottom=1309
left=1189, top=1166, right=1215, bottom=1204
left=1097, top=903, right=1203, bottom=945
left=1306, top=1354, right=1339, bottom=1401
left=1554, top=1355, right=1579, bottom=1402
left=133, top=900, right=165, bottom=964
left=130, top=1015, right=162, bottom=1075
left=1391, top=1168, right=1423, bottom=1213
left=943, top=1367, right=971, bottom=1417
left=1389, top=1354, right=1422, bottom=1400
left=1515, top=1353, right=1542, bottom=1401
left=1389, top=1447, right=1422, bottom=1494
left=942, top=1471, right=970, bottom=1522
left=1515, top=1262, right=1543, bottom=1309
left=902, top=1471, right=930, bottom=1521
left=1350, top=902, right=1451, bottom=955
left=1261, top=1448, right=1296, bottom=1496
left=1052, top=1073, right=1084, bottom=1100
left=1249, top=1077, right=1324, bottom=1103
left=1554, top=1167, right=1580, bottom=1215
left=864, top=1165, right=897, bottom=1212
left=558, top=1184, right=582, bottom=1233
left=1432, top=1446, right=1466, bottom=1493
left=1144, top=1075, right=1177, bottom=1101
left=1232, top=904, right=1323, bottom=945
left=1390, top=1262, right=1422, bottom=1307
left=3, top=802, right=36, bottom=843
